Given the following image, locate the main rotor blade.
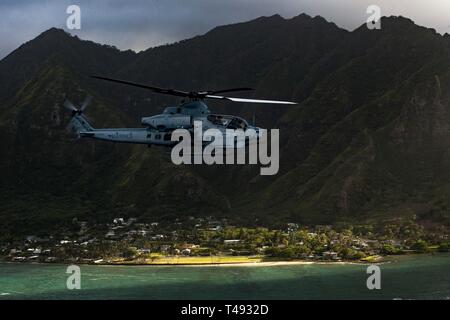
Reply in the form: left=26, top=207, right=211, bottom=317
left=92, top=75, right=296, bottom=103
left=92, top=75, right=189, bottom=98
left=205, top=95, right=298, bottom=105
left=64, top=100, right=77, bottom=111
left=81, top=95, right=92, bottom=111
left=207, top=88, right=254, bottom=95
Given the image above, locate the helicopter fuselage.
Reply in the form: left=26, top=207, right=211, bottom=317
left=74, top=101, right=260, bottom=148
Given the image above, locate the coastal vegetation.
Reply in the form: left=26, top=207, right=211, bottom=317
left=1, top=216, right=448, bottom=265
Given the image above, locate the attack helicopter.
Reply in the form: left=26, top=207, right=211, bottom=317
left=65, top=75, right=297, bottom=149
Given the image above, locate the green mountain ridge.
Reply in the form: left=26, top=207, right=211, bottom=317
left=1, top=14, right=450, bottom=236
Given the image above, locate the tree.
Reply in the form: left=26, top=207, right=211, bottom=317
left=438, top=243, right=449, bottom=252
left=296, top=244, right=311, bottom=255
left=280, top=247, right=296, bottom=259
left=411, top=240, right=429, bottom=253
left=340, top=248, right=366, bottom=260
left=123, top=247, right=138, bottom=259
left=381, top=244, right=402, bottom=255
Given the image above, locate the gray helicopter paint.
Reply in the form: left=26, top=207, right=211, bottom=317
left=75, top=119, right=259, bottom=148
left=69, top=101, right=259, bottom=148
left=141, top=101, right=209, bottom=129
left=141, top=114, right=191, bottom=129
left=80, top=128, right=175, bottom=146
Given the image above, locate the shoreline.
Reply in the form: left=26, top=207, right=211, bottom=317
left=8, top=253, right=446, bottom=268
left=0, top=256, right=386, bottom=267
left=103, top=260, right=371, bottom=267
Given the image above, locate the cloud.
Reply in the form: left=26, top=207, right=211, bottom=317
left=1, top=0, right=450, bottom=59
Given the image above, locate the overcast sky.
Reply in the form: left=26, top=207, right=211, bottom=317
left=1, top=0, right=450, bottom=59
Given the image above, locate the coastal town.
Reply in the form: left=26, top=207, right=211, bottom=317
left=1, top=216, right=448, bottom=265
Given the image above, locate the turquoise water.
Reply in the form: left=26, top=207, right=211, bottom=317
left=0, top=254, right=449, bottom=300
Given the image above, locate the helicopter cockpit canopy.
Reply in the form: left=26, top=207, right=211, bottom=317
left=207, top=114, right=248, bottom=130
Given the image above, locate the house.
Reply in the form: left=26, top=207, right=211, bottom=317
left=224, top=240, right=241, bottom=245
left=45, top=257, right=57, bottom=262
left=322, top=251, right=340, bottom=260
left=113, top=218, right=125, bottom=225
left=105, top=231, right=115, bottom=238
left=12, top=257, right=26, bottom=262
left=182, top=244, right=199, bottom=249
left=137, top=230, right=148, bottom=236
left=25, top=235, right=49, bottom=243
left=160, top=245, right=171, bottom=252
left=224, top=248, right=235, bottom=255
left=181, top=249, right=191, bottom=256
left=287, top=223, right=299, bottom=231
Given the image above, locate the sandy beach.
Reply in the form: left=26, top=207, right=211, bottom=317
left=104, top=259, right=373, bottom=267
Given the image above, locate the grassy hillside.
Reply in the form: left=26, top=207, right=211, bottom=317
left=1, top=14, right=450, bottom=236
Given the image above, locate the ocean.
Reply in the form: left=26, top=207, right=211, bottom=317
left=0, top=253, right=449, bottom=300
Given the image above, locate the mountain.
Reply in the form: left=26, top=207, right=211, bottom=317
left=1, top=14, right=450, bottom=237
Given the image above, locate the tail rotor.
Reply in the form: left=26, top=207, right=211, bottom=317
left=80, top=95, right=92, bottom=112
left=64, top=95, right=92, bottom=114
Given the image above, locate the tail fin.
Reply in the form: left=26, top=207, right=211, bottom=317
left=68, top=114, right=94, bottom=133
left=64, top=96, right=94, bottom=136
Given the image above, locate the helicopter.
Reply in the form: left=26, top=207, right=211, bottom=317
left=65, top=75, right=297, bottom=149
